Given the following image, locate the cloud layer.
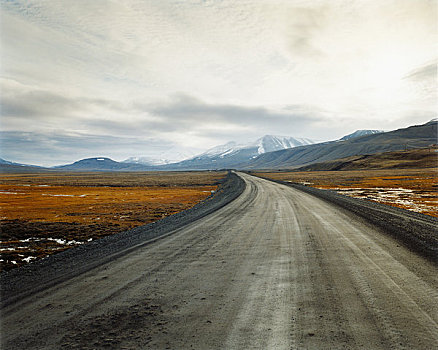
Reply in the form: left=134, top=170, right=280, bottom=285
left=1, top=0, right=437, bottom=165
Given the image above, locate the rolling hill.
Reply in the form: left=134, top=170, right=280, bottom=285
left=54, top=157, right=154, bottom=171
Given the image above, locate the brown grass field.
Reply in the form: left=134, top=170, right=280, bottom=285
left=0, top=171, right=225, bottom=271
left=253, top=168, right=438, bottom=218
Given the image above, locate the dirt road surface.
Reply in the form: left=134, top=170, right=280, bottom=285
left=2, top=173, right=437, bottom=349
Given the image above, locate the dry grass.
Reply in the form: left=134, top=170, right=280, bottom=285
left=1, top=184, right=218, bottom=226
left=254, top=168, right=438, bottom=217
left=0, top=171, right=225, bottom=187
left=0, top=171, right=225, bottom=271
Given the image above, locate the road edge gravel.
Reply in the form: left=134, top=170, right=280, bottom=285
left=251, top=173, right=438, bottom=264
left=0, top=171, right=246, bottom=307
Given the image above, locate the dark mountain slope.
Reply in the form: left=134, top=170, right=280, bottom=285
left=294, top=147, right=438, bottom=171
left=245, top=120, right=437, bottom=169
left=0, top=159, right=49, bottom=173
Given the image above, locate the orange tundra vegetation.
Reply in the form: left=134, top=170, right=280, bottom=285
left=0, top=171, right=226, bottom=271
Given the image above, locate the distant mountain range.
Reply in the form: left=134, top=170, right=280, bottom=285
left=49, top=135, right=315, bottom=171
left=123, top=149, right=196, bottom=166
left=162, top=135, right=315, bottom=170
left=1, top=122, right=436, bottom=172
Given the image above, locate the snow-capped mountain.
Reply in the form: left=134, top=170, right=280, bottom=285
left=252, top=135, right=314, bottom=154
left=123, top=150, right=196, bottom=166
left=164, top=135, right=315, bottom=170
left=340, top=130, right=384, bottom=141
left=199, top=141, right=239, bottom=158
left=198, top=136, right=313, bottom=159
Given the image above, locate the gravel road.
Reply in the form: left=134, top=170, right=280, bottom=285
left=2, top=172, right=437, bottom=349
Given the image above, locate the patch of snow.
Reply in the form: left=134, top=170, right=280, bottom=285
left=340, top=130, right=384, bottom=141
left=42, top=194, right=75, bottom=197
left=257, top=144, right=265, bottom=154
left=46, top=238, right=85, bottom=245
left=219, top=148, right=238, bottom=158
left=326, top=186, right=434, bottom=214
left=23, top=256, right=36, bottom=263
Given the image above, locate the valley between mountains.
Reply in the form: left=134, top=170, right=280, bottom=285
left=2, top=172, right=437, bottom=350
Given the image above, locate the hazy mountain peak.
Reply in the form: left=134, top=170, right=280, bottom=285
left=123, top=148, right=196, bottom=166
left=123, top=156, right=176, bottom=166
left=200, top=141, right=238, bottom=157
left=340, top=130, right=384, bottom=141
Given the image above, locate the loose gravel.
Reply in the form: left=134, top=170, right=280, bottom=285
left=255, top=175, right=438, bottom=264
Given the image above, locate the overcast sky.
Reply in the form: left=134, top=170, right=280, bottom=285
left=1, top=0, right=437, bottom=166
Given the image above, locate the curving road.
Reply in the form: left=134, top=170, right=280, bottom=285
left=2, top=172, right=437, bottom=349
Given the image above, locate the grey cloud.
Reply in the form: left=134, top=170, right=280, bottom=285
left=1, top=84, right=325, bottom=138
left=397, top=110, right=437, bottom=125
left=404, top=62, right=437, bottom=82
left=84, top=114, right=186, bottom=135
left=144, top=94, right=324, bottom=132
left=287, top=7, right=327, bottom=58
left=0, top=83, right=127, bottom=119
left=1, top=90, right=81, bottom=118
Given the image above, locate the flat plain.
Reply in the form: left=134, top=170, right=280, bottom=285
left=0, top=171, right=225, bottom=271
